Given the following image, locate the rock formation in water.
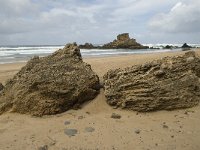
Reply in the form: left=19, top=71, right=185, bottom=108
left=79, top=43, right=96, bottom=49
left=164, top=45, right=173, bottom=49
left=0, top=43, right=100, bottom=116
left=102, top=33, right=148, bottom=49
left=103, top=51, right=200, bottom=112
left=182, top=43, right=191, bottom=48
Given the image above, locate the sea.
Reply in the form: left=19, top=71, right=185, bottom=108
left=0, top=44, right=199, bottom=64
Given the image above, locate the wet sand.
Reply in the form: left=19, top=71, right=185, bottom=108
left=0, top=49, right=200, bottom=150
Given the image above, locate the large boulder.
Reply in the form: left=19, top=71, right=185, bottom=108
left=103, top=51, right=200, bottom=112
left=102, top=33, right=148, bottom=49
left=0, top=43, right=100, bottom=116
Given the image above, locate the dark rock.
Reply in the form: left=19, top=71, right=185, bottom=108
left=135, top=129, right=141, bottom=134
left=79, top=43, right=96, bottom=49
left=85, top=127, right=95, bottom=132
left=182, top=43, right=191, bottom=48
left=38, top=145, right=48, bottom=150
left=111, top=113, right=121, bottom=119
left=64, top=129, right=78, bottom=137
left=78, top=116, right=84, bottom=119
left=0, top=83, right=3, bottom=91
left=165, top=45, right=173, bottom=49
left=0, top=43, right=100, bottom=116
left=86, top=111, right=90, bottom=114
left=103, top=51, right=200, bottom=112
left=102, top=33, right=148, bottom=49
left=163, top=125, right=169, bottom=129
left=64, top=121, right=70, bottom=125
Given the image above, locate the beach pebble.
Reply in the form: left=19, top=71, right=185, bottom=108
left=64, top=121, right=70, bottom=125
left=163, top=124, right=169, bottom=129
left=64, top=129, right=78, bottom=137
left=85, top=127, right=95, bottom=132
left=38, top=145, right=48, bottom=150
left=111, top=113, right=121, bottom=119
left=135, top=129, right=141, bottom=134
left=78, top=116, right=84, bottom=119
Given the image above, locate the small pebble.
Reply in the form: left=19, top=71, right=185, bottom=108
left=78, top=116, right=84, bottom=119
left=135, top=129, right=141, bottom=134
left=64, top=129, right=78, bottom=137
left=85, top=127, right=95, bottom=132
left=163, top=125, right=168, bottom=129
left=111, top=113, right=121, bottom=119
left=38, top=145, right=48, bottom=150
left=64, top=121, right=70, bottom=125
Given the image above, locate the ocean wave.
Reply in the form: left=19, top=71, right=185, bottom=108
left=0, top=46, right=63, bottom=51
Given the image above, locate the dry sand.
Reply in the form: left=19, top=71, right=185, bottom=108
left=0, top=49, right=200, bottom=150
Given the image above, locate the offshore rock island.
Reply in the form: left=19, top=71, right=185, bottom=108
left=79, top=33, right=148, bottom=49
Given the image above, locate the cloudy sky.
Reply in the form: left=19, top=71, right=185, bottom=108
left=0, top=0, right=199, bottom=45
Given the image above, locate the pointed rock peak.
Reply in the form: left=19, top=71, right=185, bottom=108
left=52, top=42, right=82, bottom=61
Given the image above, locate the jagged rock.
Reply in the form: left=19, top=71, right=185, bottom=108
left=164, top=45, right=173, bottom=49
left=0, top=83, right=3, bottom=92
left=102, top=33, right=148, bottom=49
left=182, top=43, right=191, bottom=48
left=103, top=51, right=200, bottom=112
left=0, top=43, right=100, bottom=116
left=79, top=43, right=96, bottom=49
left=117, top=33, right=130, bottom=41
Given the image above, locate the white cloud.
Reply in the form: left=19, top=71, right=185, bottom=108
left=149, top=1, right=200, bottom=33
left=0, top=0, right=199, bottom=45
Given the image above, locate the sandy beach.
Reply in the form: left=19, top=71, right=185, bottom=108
left=0, top=49, right=200, bottom=150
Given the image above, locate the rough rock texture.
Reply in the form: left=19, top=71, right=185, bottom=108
left=102, top=33, right=148, bottom=49
left=0, top=83, right=4, bottom=92
left=79, top=43, right=96, bottom=49
left=103, top=51, right=200, bottom=112
left=0, top=43, right=100, bottom=116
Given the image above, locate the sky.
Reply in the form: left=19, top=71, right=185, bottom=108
left=0, top=0, right=199, bottom=45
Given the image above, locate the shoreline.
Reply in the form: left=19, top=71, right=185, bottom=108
left=0, top=47, right=198, bottom=65
left=0, top=48, right=200, bottom=84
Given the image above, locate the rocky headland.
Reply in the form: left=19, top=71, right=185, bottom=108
left=0, top=43, right=100, bottom=116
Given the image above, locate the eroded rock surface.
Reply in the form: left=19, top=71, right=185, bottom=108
left=103, top=51, right=200, bottom=111
left=0, top=43, right=100, bottom=116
